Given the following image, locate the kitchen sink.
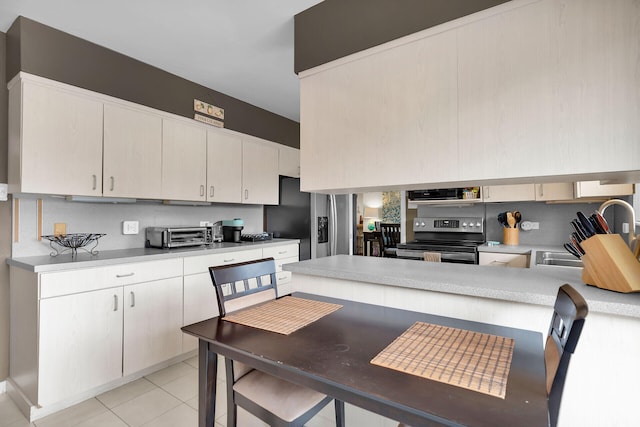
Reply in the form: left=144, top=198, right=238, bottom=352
left=535, top=251, right=583, bottom=268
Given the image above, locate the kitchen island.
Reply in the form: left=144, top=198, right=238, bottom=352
left=285, top=255, right=640, bottom=427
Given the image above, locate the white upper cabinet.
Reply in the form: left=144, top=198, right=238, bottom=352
left=298, top=0, right=640, bottom=192
left=103, top=103, right=162, bottom=199
left=206, top=129, right=243, bottom=203
left=9, top=79, right=103, bottom=196
left=458, top=0, right=554, bottom=180
left=574, top=181, right=634, bottom=198
left=161, top=119, right=207, bottom=201
left=300, top=29, right=458, bottom=192
left=482, top=184, right=536, bottom=203
left=242, top=136, right=279, bottom=204
left=279, top=145, right=300, bottom=178
left=535, top=183, right=574, bottom=201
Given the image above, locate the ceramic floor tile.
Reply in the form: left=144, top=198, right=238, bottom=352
left=145, top=363, right=195, bottom=387
left=184, top=355, right=198, bottom=369
left=160, top=369, right=197, bottom=402
left=0, top=393, right=30, bottom=427
left=7, top=420, right=34, bottom=427
left=33, top=398, right=107, bottom=427
left=74, top=411, right=128, bottom=427
left=141, top=403, right=197, bottom=427
left=111, top=388, right=181, bottom=427
left=97, top=378, right=157, bottom=409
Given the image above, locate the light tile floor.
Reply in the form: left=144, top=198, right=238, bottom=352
left=0, top=356, right=396, bottom=427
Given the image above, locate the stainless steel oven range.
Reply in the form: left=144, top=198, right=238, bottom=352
left=396, top=216, right=485, bottom=264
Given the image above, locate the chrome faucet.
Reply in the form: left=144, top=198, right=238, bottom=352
left=598, top=199, right=639, bottom=258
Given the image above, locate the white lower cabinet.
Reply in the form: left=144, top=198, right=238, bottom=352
left=479, top=252, right=530, bottom=268
left=38, top=287, right=124, bottom=406
left=123, top=277, right=184, bottom=376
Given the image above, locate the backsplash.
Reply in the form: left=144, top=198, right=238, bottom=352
left=417, top=198, right=632, bottom=247
left=11, top=195, right=264, bottom=258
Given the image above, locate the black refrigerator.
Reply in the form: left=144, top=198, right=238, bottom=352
left=264, top=176, right=312, bottom=260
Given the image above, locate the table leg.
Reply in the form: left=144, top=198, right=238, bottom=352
left=198, top=339, right=217, bottom=427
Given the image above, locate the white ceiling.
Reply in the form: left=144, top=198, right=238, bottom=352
left=0, top=0, right=323, bottom=122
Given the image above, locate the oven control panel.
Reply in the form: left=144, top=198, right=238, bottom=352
left=413, top=217, right=484, bottom=233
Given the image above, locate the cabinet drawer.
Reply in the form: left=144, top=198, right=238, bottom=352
left=183, top=248, right=263, bottom=275
left=479, top=253, right=530, bottom=268
left=276, top=270, right=292, bottom=285
left=40, top=258, right=183, bottom=298
left=274, top=256, right=299, bottom=272
left=263, top=244, right=299, bottom=260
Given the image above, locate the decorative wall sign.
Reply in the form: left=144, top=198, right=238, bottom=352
left=194, top=99, right=224, bottom=127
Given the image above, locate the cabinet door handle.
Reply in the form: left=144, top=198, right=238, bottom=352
left=92, top=174, right=97, bottom=190
left=244, top=189, right=248, bottom=200
left=110, top=176, right=115, bottom=192
left=116, top=272, right=135, bottom=278
left=209, top=186, right=214, bottom=197
left=485, top=187, right=490, bottom=199
left=224, top=258, right=235, bottom=263
left=539, top=184, right=544, bottom=198
left=130, top=291, right=136, bottom=307
left=200, top=185, right=205, bottom=197
left=278, top=250, right=287, bottom=255
left=113, top=295, right=118, bottom=311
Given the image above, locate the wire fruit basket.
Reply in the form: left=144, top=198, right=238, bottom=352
left=41, top=233, right=106, bottom=257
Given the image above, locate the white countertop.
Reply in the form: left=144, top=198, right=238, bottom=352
left=284, top=255, right=640, bottom=319
left=7, top=239, right=299, bottom=273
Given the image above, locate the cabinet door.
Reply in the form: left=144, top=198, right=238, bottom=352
left=479, top=253, right=529, bottom=268
left=206, top=129, right=243, bottom=203
left=14, top=81, right=103, bottom=196
left=242, top=137, right=279, bottom=204
left=38, top=287, right=123, bottom=406
left=535, top=183, right=574, bottom=201
left=574, top=181, right=635, bottom=198
left=183, top=273, right=220, bottom=352
left=458, top=1, right=554, bottom=180
left=279, top=145, right=300, bottom=178
left=162, top=119, right=207, bottom=201
left=482, top=184, right=535, bottom=203
left=123, top=277, right=183, bottom=375
left=104, top=104, right=162, bottom=199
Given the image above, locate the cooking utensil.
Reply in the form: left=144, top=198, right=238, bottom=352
left=506, top=212, right=516, bottom=228
left=587, top=214, right=605, bottom=234
left=570, top=220, right=588, bottom=241
left=593, top=211, right=611, bottom=234
left=563, top=242, right=582, bottom=259
left=513, top=211, right=522, bottom=227
left=577, top=211, right=596, bottom=237
left=497, top=212, right=508, bottom=228
left=569, top=234, right=585, bottom=255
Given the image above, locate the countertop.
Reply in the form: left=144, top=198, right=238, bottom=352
left=7, top=239, right=300, bottom=273
left=284, top=255, right=640, bottom=319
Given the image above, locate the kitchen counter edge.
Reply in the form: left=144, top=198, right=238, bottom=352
left=7, top=239, right=300, bottom=273
left=284, top=255, right=640, bottom=319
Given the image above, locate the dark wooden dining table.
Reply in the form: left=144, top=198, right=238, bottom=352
left=181, top=292, right=548, bottom=427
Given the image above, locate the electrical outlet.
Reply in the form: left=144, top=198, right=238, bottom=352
left=622, top=222, right=629, bottom=234
left=0, top=183, right=7, bottom=201
left=122, top=221, right=139, bottom=235
left=54, top=223, right=67, bottom=236
left=200, top=221, right=212, bottom=226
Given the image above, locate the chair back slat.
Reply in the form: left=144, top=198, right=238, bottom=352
left=209, top=258, right=278, bottom=317
left=546, top=284, right=588, bottom=427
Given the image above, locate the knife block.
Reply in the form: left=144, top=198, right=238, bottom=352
left=581, top=234, right=640, bottom=293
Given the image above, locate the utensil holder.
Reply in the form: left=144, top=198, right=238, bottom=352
left=503, top=228, right=519, bottom=246
left=581, top=234, right=640, bottom=293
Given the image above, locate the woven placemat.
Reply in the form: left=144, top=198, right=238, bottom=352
left=371, top=322, right=514, bottom=399
left=224, top=296, right=342, bottom=335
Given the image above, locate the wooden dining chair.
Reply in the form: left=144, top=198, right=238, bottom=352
left=363, top=231, right=384, bottom=256
left=209, top=258, right=345, bottom=427
left=380, top=223, right=401, bottom=257
left=546, top=284, right=588, bottom=427
left=398, top=284, right=587, bottom=427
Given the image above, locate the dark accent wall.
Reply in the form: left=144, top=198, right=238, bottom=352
left=294, top=0, right=510, bottom=73
left=7, top=17, right=300, bottom=148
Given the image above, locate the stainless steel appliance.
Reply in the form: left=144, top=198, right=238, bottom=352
left=311, top=193, right=356, bottom=258
left=145, top=226, right=214, bottom=248
left=396, top=216, right=485, bottom=264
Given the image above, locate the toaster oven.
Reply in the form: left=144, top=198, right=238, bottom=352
left=145, top=226, right=214, bottom=248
